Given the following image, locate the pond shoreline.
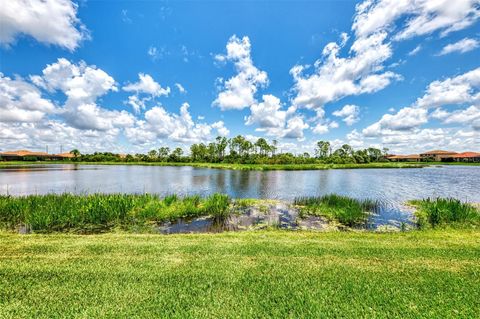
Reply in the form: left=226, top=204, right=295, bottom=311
left=1, top=160, right=468, bottom=171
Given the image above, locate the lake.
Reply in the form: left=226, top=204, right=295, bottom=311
left=1, top=164, right=479, bottom=226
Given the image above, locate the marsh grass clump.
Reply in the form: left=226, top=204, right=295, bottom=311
left=409, top=198, right=480, bottom=229
left=0, top=193, right=231, bottom=233
left=294, top=194, right=378, bottom=227
left=203, top=193, right=230, bottom=220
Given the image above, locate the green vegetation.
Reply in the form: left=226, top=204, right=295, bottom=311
left=0, top=160, right=427, bottom=170
left=0, top=230, right=479, bottom=318
left=0, top=193, right=230, bottom=233
left=410, top=197, right=480, bottom=229
left=294, top=194, right=378, bottom=227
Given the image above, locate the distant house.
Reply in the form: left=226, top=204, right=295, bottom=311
left=450, top=152, right=480, bottom=163
left=0, top=150, right=74, bottom=161
left=419, top=150, right=458, bottom=162
left=386, top=154, right=421, bottom=162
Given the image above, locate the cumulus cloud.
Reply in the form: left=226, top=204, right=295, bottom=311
left=30, top=58, right=138, bottom=132
left=122, top=73, right=170, bottom=113
left=123, top=73, right=170, bottom=97
left=213, top=35, right=268, bottom=110
left=415, top=67, right=480, bottom=109
left=0, top=0, right=88, bottom=51
left=432, top=105, right=480, bottom=130
left=125, top=103, right=231, bottom=145
left=0, top=73, right=56, bottom=123
left=244, top=94, right=308, bottom=139
left=437, top=38, right=479, bottom=56
left=245, top=95, right=287, bottom=129
left=312, top=121, right=339, bottom=135
left=0, top=120, right=126, bottom=153
left=333, top=104, right=360, bottom=125
left=363, top=107, right=428, bottom=136
left=290, top=32, right=399, bottom=110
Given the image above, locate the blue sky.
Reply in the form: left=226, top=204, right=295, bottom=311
left=1, top=0, right=479, bottom=154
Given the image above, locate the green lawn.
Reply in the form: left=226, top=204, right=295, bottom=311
left=1, top=230, right=479, bottom=318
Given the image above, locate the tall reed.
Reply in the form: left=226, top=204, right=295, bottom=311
left=410, top=198, right=480, bottom=228
left=0, top=193, right=231, bottom=232
left=294, top=194, right=378, bottom=227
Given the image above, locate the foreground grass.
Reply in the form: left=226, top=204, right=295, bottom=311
left=0, top=161, right=429, bottom=170
left=0, top=230, right=479, bottom=318
left=0, top=193, right=230, bottom=232
left=294, top=194, right=378, bottom=227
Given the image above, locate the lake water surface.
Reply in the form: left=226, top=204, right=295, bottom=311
left=1, top=164, right=479, bottom=226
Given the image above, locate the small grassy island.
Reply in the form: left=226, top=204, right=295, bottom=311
left=0, top=194, right=479, bottom=317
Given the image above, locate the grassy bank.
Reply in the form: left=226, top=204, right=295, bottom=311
left=0, top=161, right=430, bottom=170
left=294, top=194, right=378, bottom=227
left=0, top=230, right=479, bottom=318
left=0, top=193, right=230, bottom=233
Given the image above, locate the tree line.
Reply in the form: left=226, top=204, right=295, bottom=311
left=70, top=136, right=390, bottom=164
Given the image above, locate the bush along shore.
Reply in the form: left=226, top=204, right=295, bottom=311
left=0, top=194, right=478, bottom=234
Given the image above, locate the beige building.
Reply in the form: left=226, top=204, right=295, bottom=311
left=419, top=150, right=458, bottom=162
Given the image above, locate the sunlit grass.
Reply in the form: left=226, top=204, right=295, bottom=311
left=0, top=230, right=479, bottom=318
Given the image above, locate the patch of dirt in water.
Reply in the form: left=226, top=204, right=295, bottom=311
left=158, top=201, right=336, bottom=234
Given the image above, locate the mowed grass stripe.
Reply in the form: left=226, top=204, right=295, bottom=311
left=1, top=230, right=479, bottom=318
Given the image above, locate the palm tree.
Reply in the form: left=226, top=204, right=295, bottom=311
left=70, top=149, right=80, bottom=161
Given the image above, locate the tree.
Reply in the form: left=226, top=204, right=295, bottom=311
left=272, top=139, right=278, bottom=156
left=215, top=136, right=228, bottom=160
left=158, top=147, right=170, bottom=161
left=148, top=149, right=158, bottom=160
left=315, top=141, right=330, bottom=158
left=70, top=149, right=80, bottom=161
left=169, top=147, right=184, bottom=162
left=255, top=138, right=270, bottom=156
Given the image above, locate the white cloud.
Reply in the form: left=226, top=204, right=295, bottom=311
left=245, top=94, right=287, bottom=129
left=0, top=73, right=56, bottom=123
left=363, top=107, right=428, bottom=136
left=434, top=105, right=480, bottom=130
left=353, top=0, right=480, bottom=40
left=211, top=121, right=230, bottom=136
left=0, top=0, right=87, bottom=51
left=415, top=67, right=480, bottom=109
left=408, top=44, right=422, bottom=56
left=123, top=73, right=170, bottom=97
left=291, top=31, right=399, bottom=111
left=175, top=83, right=187, bottom=94
left=213, top=35, right=268, bottom=110
left=244, top=94, right=307, bottom=139
left=312, top=121, right=339, bottom=135
left=333, top=104, right=360, bottom=125
left=125, top=103, right=231, bottom=145
left=437, top=38, right=479, bottom=56
left=31, top=58, right=138, bottom=132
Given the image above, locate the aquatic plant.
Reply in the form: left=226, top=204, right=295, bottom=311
left=294, top=194, right=378, bottom=227
left=409, top=198, right=480, bottom=229
left=0, top=193, right=231, bottom=233
left=204, top=193, right=230, bottom=220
